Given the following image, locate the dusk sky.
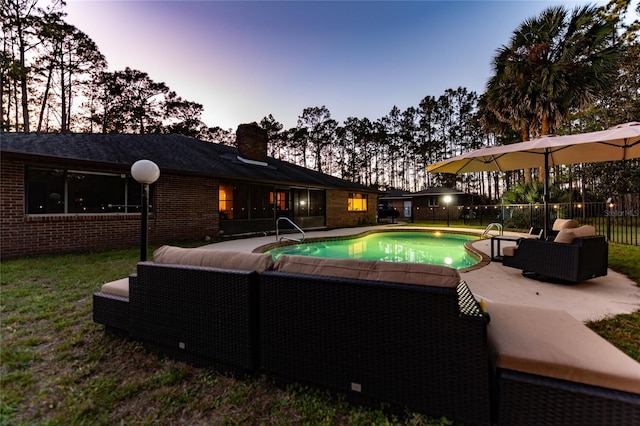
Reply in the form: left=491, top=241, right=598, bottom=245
left=64, top=0, right=616, bottom=131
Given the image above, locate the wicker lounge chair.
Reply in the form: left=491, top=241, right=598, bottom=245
left=503, top=225, right=608, bottom=283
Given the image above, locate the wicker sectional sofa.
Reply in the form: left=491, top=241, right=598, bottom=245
left=93, top=245, right=640, bottom=425
left=94, top=246, right=491, bottom=425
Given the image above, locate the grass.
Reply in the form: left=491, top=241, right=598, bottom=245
left=586, top=243, right=640, bottom=361
left=1, top=242, right=639, bottom=425
left=606, top=243, right=640, bottom=285
left=0, top=246, right=448, bottom=425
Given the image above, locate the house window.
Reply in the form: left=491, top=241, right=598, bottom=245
left=25, top=167, right=150, bottom=214
left=219, top=182, right=235, bottom=219
left=271, top=190, right=290, bottom=212
left=26, top=168, right=65, bottom=214
left=308, top=189, right=324, bottom=216
left=293, top=189, right=308, bottom=217
left=221, top=182, right=274, bottom=220
left=219, top=182, right=248, bottom=220
left=348, top=193, right=368, bottom=211
left=221, top=183, right=325, bottom=220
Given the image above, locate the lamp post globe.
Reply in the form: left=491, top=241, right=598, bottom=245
left=131, top=160, right=160, bottom=261
left=131, top=159, right=160, bottom=184
left=444, top=195, right=452, bottom=227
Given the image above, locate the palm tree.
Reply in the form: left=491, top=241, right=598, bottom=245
left=483, top=4, right=623, bottom=181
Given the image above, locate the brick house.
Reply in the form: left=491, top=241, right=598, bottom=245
left=1, top=129, right=378, bottom=258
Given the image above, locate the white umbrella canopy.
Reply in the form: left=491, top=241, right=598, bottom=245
left=427, top=122, right=640, bottom=174
left=427, top=122, right=640, bottom=237
left=427, top=143, right=544, bottom=174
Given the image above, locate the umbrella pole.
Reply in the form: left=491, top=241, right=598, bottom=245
left=543, top=150, right=549, bottom=239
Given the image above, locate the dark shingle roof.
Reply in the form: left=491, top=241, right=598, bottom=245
left=1, top=132, right=372, bottom=191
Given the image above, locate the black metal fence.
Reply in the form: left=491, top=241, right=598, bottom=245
left=419, top=199, right=639, bottom=246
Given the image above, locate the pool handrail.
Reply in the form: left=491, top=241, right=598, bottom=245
left=276, top=217, right=306, bottom=243
left=481, top=222, right=503, bottom=238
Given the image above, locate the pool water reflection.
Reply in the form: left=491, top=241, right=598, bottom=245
left=266, top=231, right=479, bottom=270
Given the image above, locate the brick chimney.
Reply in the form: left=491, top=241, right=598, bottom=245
left=236, top=123, right=268, bottom=163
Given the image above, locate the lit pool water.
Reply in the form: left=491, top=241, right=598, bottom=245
left=266, top=231, right=479, bottom=269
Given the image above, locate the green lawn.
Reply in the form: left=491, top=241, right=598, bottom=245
left=585, top=243, right=640, bottom=361
left=1, top=243, right=638, bottom=425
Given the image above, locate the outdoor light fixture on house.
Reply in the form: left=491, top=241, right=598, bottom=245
left=131, top=160, right=160, bottom=261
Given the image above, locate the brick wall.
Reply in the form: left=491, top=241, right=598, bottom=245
left=0, top=158, right=219, bottom=259
left=152, top=173, right=219, bottom=243
left=326, top=189, right=377, bottom=228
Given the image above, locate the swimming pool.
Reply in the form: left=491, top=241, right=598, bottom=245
left=265, top=230, right=481, bottom=270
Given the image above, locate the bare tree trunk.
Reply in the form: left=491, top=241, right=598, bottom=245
left=0, top=36, right=6, bottom=130
left=37, top=57, right=55, bottom=132
left=13, top=77, right=20, bottom=131
left=60, top=46, right=67, bottom=132
left=66, top=66, right=73, bottom=131
left=14, top=11, right=30, bottom=132
left=19, top=51, right=29, bottom=130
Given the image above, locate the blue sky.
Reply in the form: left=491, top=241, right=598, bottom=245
left=64, top=0, right=614, bottom=130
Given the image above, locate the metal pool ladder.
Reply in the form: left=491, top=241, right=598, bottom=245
left=481, top=222, right=503, bottom=238
left=276, top=217, right=306, bottom=242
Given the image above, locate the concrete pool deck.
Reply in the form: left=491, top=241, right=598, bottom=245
left=200, top=224, right=640, bottom=323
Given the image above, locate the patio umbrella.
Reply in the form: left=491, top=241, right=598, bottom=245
left=427, top=122, right=640, bottom=236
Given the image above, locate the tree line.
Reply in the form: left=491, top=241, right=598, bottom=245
left=2, top=0, right=639, bottom=201
left=1, top=0, right=215, bottom=137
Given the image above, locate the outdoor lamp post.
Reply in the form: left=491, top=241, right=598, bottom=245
left=131, top=160, right=160, bottom=261
left=606, top=197, right=614, bottom=242
left=444, top=195, right=452, bottom=227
